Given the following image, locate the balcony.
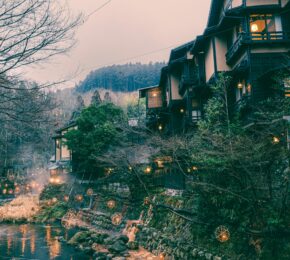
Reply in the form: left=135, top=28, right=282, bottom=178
left=226, top=31, right=290, bottom=64
left=225, top=0, right=281, bottom=12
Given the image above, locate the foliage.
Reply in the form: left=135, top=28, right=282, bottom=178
left=65, top=102, right=126, bottom=176
left=35, top=202, right=69, bottom=223
left=76, top=62, right=166, bottom=93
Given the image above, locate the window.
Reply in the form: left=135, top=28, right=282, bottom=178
left=249, top=14, right=282, bottom=40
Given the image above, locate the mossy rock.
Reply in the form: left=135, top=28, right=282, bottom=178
left=68, top=231, right=92, bottom=245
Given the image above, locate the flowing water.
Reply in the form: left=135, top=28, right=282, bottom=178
left=0, top=224, right=91, bottom=260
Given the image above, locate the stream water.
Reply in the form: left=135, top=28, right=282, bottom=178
left=0, top=224, right=91, bottom=260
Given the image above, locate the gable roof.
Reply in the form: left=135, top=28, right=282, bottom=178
left=207, top=0, right=224, bottom=28
left=169, top=41, right=195, bottom=64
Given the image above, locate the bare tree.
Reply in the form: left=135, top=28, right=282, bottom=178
left=0, top=0, right=82, bottom=78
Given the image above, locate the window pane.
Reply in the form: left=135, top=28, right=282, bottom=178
left=250, top=15, right=267, bottom=33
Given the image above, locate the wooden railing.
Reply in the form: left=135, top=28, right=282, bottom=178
left=226, top=31, right=290, bottom=63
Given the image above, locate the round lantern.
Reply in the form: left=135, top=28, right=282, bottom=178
left=64, top=195, right=69, bottom=202
left=111, top=213, right=123, bottom=226
left=107, top=200, right=116, bottom=209
left=215, top=225, right=230, bottom=243
left=75, top=194, right=83, bottom=202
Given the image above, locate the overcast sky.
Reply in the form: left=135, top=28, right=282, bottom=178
left=24, top=0, right=211, bottom=88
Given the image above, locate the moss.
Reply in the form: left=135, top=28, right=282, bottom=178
left=68, top=231, right=93, bottom=245
left=34, top=202, right=68, bottom=223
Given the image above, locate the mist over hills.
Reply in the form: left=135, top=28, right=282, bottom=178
left=76, top=62, right=166, bottom=93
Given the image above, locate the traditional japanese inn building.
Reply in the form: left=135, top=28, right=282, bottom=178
left=140, top=0, right=290, bottom=133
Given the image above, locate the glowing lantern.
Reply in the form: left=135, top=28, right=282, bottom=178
left=237, top=82, right=243, bottom=89
left=75, top=194, right=83, bottom=202
left=159, top=253, right=166, bottom=260
left=180, top=108, right=185, bottom=113
left=5, top=184, right=8, bottom=188
left=158, top=125, right=163, bottom=131
left=111, top=213, right=123, bottom=226
left=2, top=189, right=7, bottom=195
left=251, top=23, right=259, bottom=32
left=107, top=200, right=116, bottom=209
left=192, top=166, right=198, bottom=171
left=52, top=197, right=58, bottom=203
left=128, top=166, right=132, bottom=171
left=144, top=166, right=152, bottom=174
left=8, top=189, right=13, bottom=195
left=187, top=168, right=191, bottom=173
left=152, top=92, right=158, bottom=97
left=64, top=195, right=69, bottom=202
left=215, top=226, right=230, bottom=243
left=273, top=136, right=280, bottom=144
left=86, top=188, right=94, bottom=196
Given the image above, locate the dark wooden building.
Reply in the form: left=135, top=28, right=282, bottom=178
left=141, top=0, right=290, bottom=133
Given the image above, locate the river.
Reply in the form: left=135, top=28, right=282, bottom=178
left=0, top=224, right=91, bottom=260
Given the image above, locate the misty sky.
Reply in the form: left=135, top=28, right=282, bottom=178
left=24, top=0, right=211, bottom=88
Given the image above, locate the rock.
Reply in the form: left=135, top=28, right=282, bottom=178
left=83, top=246, right=94, bottom=255
left=116, top=235, right=129, bottom=244
left=108, top=240, right=127, bottom=254
left=68, top=231, right=91, bottom=245
left=104, top=237, right=115, bottom=245
left=205, top=253, right=213, bottom=260
left=127, top=241, right=139, bottom=250
left=93, top=252, right=108, bottom=260
left=192, top=248, right=199, bottom=257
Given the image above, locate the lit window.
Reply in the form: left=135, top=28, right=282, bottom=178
left=249, top=14, right=282, bottom=40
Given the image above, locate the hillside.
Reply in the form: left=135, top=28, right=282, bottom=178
left=76, top=62, right=166, bottom=93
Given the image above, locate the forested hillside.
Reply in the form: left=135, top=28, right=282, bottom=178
left=76, top=62, right=166, bottom=93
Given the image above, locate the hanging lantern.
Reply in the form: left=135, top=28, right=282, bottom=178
left=8, top=189, right=13, bottom=195
left=215, top=226, right=230, bottom=243
left=192, top=166, right=198, bottom=171
left=180, top=108, right=185, bottom=113
left=75, top=194, right=83, bottom=202
left=158, top=125, right=163, bottom=131
left=272, top=136, right=280, bottom=144
left=111, top=213, right=123, bottom=226
left=64, top=195, right=69, bottom=202
left=52, top=197, right=58, bottom=203
left=107, top=200, right=116, bottom=209
left=2, top=189, right=7, bottom=195
left=86, top=188, right=94, bottom=196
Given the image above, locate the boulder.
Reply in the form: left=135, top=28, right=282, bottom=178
left=127, top=241, right=139, bottom=250
left=108, top=240, right=127, bottom=254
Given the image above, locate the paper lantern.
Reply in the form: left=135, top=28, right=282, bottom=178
left=86, top=188, right=94, bottom=196
left=111, top=213, right=122, bottom=226
left=215, top=226, right=230, bottom=243
left=107, top=200, right=116, bottom=209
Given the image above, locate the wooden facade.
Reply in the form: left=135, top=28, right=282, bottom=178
left=140, top=0, right=290, bottom=133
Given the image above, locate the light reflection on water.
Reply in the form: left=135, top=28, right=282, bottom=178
left=0, top=224, right=92, bottom=260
